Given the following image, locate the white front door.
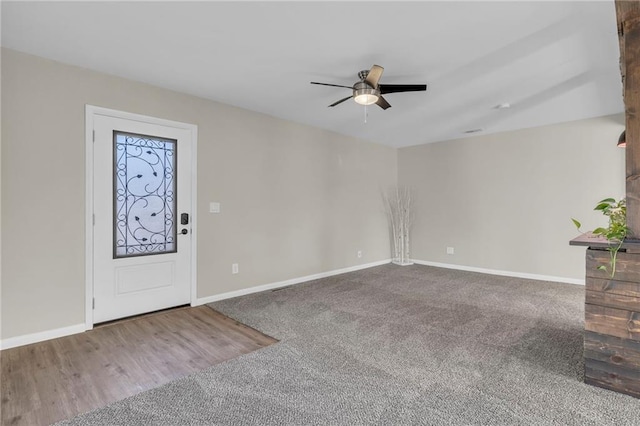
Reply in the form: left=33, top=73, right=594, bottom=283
left=89, top=108, right=196, bottom=324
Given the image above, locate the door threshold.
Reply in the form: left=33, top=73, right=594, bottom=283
left=94, top=304, right=191, bottom=328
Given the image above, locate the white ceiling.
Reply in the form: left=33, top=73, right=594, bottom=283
left=1, top=1, right=624, bottom=148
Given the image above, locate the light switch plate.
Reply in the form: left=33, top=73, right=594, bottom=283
left=209, top=202, right=221, bottom=213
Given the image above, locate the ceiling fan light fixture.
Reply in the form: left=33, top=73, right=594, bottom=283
left=353, top=87, right=379, bottom=106
left=354, top=93, right=379, bottom=105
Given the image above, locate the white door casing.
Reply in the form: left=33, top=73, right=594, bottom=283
left=86, top=106, right=197, bottom=326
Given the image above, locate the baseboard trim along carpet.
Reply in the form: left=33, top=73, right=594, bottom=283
left=1, top=260, right=391, bottom=350
left=412, top=259, right=585, bottom=286
left=2, top=259, right=578, bottom=350
left=195, top=259, right=392, bottom=306
left=0, top=323, right=86, bottom=350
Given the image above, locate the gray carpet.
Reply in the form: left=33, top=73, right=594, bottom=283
left=59, top=264, right=640, bottom=425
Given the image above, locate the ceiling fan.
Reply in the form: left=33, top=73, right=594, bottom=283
left=310, top=64, right=427, bottom=110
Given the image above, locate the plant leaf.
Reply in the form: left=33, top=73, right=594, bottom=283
left=597, top=265, right=608, bottom=271
left=594, top=203, right=611, bottom=211
left=571, top=218, right=581, bottom=230
left=593, top=227, right=607, bottom=235
left=598, top=198, right=616, bottom=204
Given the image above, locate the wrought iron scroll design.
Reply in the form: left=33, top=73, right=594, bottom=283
left=114, top=131, right=177, bottom=258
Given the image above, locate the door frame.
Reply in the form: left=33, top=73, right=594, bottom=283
left=85, top=105, right=198, bottom=330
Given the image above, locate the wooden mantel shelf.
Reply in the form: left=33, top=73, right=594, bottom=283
left=570, top=233, right=640, bottom=251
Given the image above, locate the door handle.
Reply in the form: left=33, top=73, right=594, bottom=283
left=180, top=228, right=189, bottom=235
left=181, top=213, right=189, bottom=225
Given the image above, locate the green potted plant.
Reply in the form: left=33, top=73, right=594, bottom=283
left=572, top=198, right=628, bottom=277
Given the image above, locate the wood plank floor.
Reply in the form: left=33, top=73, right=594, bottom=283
left=0, top=306, right=277, bottom=426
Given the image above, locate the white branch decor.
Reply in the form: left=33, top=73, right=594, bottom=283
left=383, top=186, right=413, bottom=266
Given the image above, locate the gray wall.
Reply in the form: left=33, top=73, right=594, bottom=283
left=398, top=115, right=625, bottom=280
left=1, top=49, right=397, bottom=340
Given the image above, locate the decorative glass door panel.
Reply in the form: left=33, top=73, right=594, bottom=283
left=113, top=131, right=177, bottom=258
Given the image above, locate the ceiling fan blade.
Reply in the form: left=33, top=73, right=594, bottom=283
left=365, top=65, right=384, bottom=88
left=379, top=84, right=427, bottom=94
left=329, top=96, right=353, bottom=107
left=376, top=96, right=391, bottom=110
left=311, top=82, right=353, bottom=89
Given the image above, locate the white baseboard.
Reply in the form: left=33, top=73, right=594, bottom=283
left=1, top=259, right=580, bottom=349
left=1, top=323, right=86, bottom=350
left=1, top=261, right=391, bottom=350
left=195, top=259, right=392, bottom=305
left=411, top=259, right=585, bottom=286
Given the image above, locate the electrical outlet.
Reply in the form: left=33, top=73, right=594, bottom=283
left=446, top=247, right=455, bottom=255
left=357, top=250, right=362, bottom=258
left=232, top=263, right=239, bottom=274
